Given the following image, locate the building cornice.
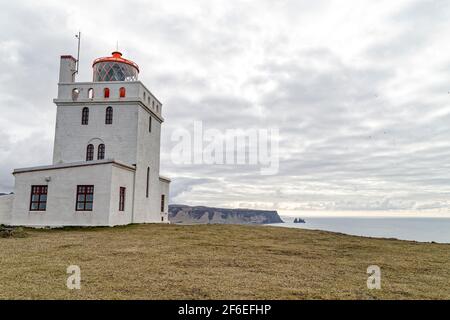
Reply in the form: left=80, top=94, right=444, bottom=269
left=13, top=159, right=136, bottom=175
left=57, top=80, right=163, bottom=106
left=159, top=175, right=171, bottom=183
left=53, top=99, right=164, bottom=123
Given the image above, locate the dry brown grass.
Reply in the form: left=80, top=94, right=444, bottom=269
left=0, top=224, right=449, bottom=300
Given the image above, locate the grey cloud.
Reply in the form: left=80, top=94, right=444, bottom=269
left=1, top=1, right=450, bottom=214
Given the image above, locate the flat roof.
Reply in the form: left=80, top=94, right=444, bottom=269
left=13, top=159, right=136, bottom=174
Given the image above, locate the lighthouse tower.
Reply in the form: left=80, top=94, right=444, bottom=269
left=7, top=51, right=170, bottom=227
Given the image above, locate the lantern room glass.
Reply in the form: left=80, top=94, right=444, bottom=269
left=93, top=61, right=138, bottom=82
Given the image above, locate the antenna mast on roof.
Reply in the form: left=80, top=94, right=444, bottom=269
left=74, top=31, right=81, bottom=76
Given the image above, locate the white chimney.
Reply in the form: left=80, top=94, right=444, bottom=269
left=59, top=55, right=77, bottom=83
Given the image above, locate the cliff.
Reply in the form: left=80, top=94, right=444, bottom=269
left=169, top=204, right=284, bottom=225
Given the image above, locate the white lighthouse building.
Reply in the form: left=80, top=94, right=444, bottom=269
left=0, top=51, right=170, bottom=227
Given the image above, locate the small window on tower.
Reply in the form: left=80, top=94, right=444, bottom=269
left=81, top=107, right=89, bottom=125
left=143, top=92, right=146, bottom=101
left=119, top=187, right=126, bottom=211
left=119, top=87, right=126, bottom=98
left=86, top=144, right=94, bottom=161
left=97, top=144, right=105, bottom=160
left=88, top=88, right=94, bottom=99
left=104, top=87, right=110, bottom=98
left=72, top=88, right=80, bottom=101
left=105, top=107, right=113, bottom=124
left=149, top=116, right=152, bottom=132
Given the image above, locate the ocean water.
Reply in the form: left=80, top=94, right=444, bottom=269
left=270, top=216, right=450, bottom=244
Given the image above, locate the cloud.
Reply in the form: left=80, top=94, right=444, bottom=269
left=0, top=0, right=449, bottom=214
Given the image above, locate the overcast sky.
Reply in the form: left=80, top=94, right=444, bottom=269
left=1, top=0, right=450, bottom=215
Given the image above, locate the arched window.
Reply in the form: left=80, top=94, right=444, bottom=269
left=104, top=87, right=110, bottom=98
left=88, top=88, right=94, bottom=99
left=143, top=92, right=146, bottom=101
left=119, top=87, right=126, bottom=98
left=81, top=107, right=89, bottom=125
left=72, top=88, right=80, bottom=101
left=105, top=107, right=113, bottom=124
left=97, top=144, right=105, bottom=160
left=86, top=144, right=94, bottom=161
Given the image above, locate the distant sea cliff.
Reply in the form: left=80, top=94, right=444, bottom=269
left=169, top=205, right=284, bottom=225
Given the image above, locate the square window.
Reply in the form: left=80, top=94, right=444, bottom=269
left=76, top=185, right=94, bottom=211
left=30, top=185, right=48, bottom=211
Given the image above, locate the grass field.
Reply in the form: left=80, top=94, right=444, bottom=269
left=0, top=224, right=449, bottom=299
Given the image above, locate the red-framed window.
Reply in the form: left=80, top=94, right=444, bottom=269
left=86, top=144, right=94, bottom=161
left=76, top=185, right=94, bottom=211
left=105, top=106, right=113, bottom=124
left=30, top=185, right=48, bottom=211
left=97, top=144, right=105, bottom=160
left=104, top=87, right=110, bottom=98
left=161, top=194, right=165, bottom=213
left=119, top=187, right=126, bottom=211
left=119, top=87, right=126, bottom=98
left=81, top=107, right=89, bottom=125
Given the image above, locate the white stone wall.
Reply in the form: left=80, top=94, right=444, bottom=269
left=51, top=80, right=170, bottom=225
left=0, top=194, right=14, bottom=225
left=132, top=106, right=163, bottom=223
left=10, top=162, right=134, bottom=227
left=52, top=103, right=139, bottom=165
left=108, top=165, right=135, bottom=226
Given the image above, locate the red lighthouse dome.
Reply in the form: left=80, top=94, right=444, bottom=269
left=92, top=51, right=139, bottom=82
